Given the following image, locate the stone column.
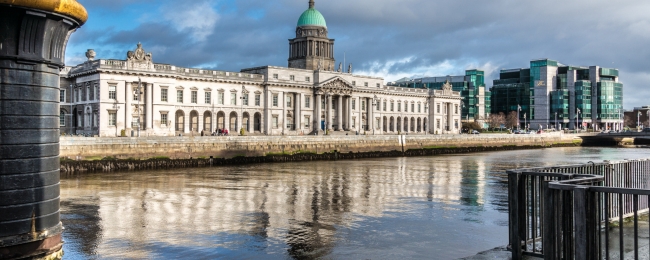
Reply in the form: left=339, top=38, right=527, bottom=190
left=326, top=94, right=332, bottom=130
left=347, top=96, right=353, bottom=130
left=447, top=103, right=453, bottom=133
left=0, top=1, right=86, bottom=259
left=314, top=94, right=321, bottom=132
left=368, top=98, right=374, bottom=132
left=125, top=82, right=132, bottom=132
left=337, top=95, right=343, bottom=130
left=294, top=93, right=300, bottom=131
left=146, top=83, right=153, bottom=131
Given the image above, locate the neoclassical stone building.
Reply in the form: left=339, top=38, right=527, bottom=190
left=59, top=1, right=462, bottom=137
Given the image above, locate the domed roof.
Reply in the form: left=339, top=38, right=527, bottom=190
left=297, top=1, right=327, bottom=28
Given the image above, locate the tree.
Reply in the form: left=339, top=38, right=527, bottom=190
left=486, top=113, right=506, bottom=130
left=505, top=111, right=518, bottom=129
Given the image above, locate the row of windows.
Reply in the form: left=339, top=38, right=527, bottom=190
left=271, top=74, right=382, bottom=88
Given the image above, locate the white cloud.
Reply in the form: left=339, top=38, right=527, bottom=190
left=160, top=1, right=219, bottom=42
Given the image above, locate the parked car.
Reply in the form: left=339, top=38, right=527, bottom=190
left=643, top=128, right=650, bottom=133
left=471, top=130, right=480, bottom=134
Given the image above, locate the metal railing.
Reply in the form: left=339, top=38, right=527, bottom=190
left=508, top=159, right=650, bottom=259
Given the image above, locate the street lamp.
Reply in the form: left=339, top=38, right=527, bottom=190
left=240, top=85, right=246, bottom=135
left=646, top=110, right=649, bottom=129
left=113, top=101, right=120, bottom=137
left=555, top=112, right=558, bottom=131
left=374, top=94, right=380, bottom=135
left=576, top=108, right=581, bottom=132
left=523, top=113, right=527, bottom=131
left=638, top=111, right=641, bottom=129
left=517, top=104, right=521, bottom=131
left=135, top=77, right=142, bottom=137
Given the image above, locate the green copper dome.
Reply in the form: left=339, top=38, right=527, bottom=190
left=297, top=5, right=327, bottom=28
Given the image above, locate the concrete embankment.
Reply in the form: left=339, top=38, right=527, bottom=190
left=59, top=133, right=580, bottom=173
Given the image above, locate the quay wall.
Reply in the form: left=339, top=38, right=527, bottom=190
left=59, top=134, right=580, bottom=173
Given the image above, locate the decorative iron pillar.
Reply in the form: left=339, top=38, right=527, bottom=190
left=0, top=1, right=86, bottom=259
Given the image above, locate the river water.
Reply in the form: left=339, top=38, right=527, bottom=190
left=59, top=147, right=650, bottom=259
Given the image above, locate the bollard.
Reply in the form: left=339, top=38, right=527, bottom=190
left=0, top=1, right=87, bottom=259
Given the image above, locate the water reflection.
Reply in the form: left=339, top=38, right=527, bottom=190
left=60, top=147, right=650, bottom=259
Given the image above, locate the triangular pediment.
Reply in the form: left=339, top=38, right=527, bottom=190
left=316, top=77, right=354, bottom=95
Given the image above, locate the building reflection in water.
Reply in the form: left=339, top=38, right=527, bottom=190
left=60, top=148, right=650, bottom=259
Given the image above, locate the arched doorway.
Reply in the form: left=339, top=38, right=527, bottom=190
left=175, top=110, right=185, bottom=133
left=203, top=111, right=212, bottom=133
left=411, top=117, right=415, bottom=132
left=383, top=116, right=388, bottom=132
left=190, top=110, right=199, bottom=132
left=403, top=117, right=409, bottom=132
left=229, top=112, right=238, bottom=132
left=417, top=118, right=422, bottom=132
left=396, top=117, right=402, bottom=132
left=423, top=118, right=428, bottom=133
left=389, top=117, right=394, bottom=132
left=254, top=112, right=262, bottom=132
left=243, top=112, right=250, bottom=132
left=72, top=108, right=78, bottom=129
left=217, top=111, right=225, bottom=130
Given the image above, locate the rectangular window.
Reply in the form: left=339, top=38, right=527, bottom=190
left=133, top=87, right=139, bottom=101
left=108, top=86, right=116, bottom=100
left=87, top=86, right=91, bottom=101
left=352, top=81, right=356, bottom=86
left=108, top=112, right=116, bottom=126
left=398, top=103, right=401, bottom=112
left=364, top=82, right=368, bottom=87
left=376, top=83, right=380, bottom=88
left=272, top=116, right=279, bottom=128
left=383, top=101, right=386, bottom=111
left=437, top=119, right=441, bottom=129
left=391, top=102, right=394, bottom=112
left=218, top=92, right=224, bottom=105
left=305, top=96, right=310, bottom=108
left=161, top=113, right=168, bottom=126
left=205, top=92, right=211, bottom=104
left=361, top=100, right=366, bottom=111
left=60, top=90, right=66, bottom=102
left=177, top=90, right=183, bottom=103
left=411, top=104, right=414, bottom=113
left=255, top=94, right=261, bottom=106
left=230, top=93, right=236, bottom=105
left=455, top=104, right=458, bottom=114
left=437, top=103, right=440, bottom=113
left=455, top=120, right=459, bottom=128
left=290, top=75, right=295, bottom=81
left=273, top=94, right=278, bottom=106
left=243, top=94, right=249, bottom=106
left=191, top=91, right=198, bottom=103
left=352, top=99, right=356, bottom=110
left=352, top=117, right=356, bottom=127
left=95, top=85, right=99, bottom=100
left=59, top=111, right=65, bottom=126
left=273, top=74, right=279, bottom=79
left=304, top=116, right=310, bottom=128
left=161, top=89, right=168, bottom=102
left=376, top=101, right=380, bottom=111
left=287, top=96, right=292, bottom=108
left=305, top=77, right=311, bottom=82
left=418, top=104, right=421, bottom=113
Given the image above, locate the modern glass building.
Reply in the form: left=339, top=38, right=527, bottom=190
left=490, top=59, right=623, bottom=130
left=389, top=70, right=486, bottom=123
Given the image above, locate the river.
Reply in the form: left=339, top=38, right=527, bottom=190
left=59, top=147, right=650, bottom=259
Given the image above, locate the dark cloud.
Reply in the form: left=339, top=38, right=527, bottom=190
left=67, top=0, right=650, bottom=108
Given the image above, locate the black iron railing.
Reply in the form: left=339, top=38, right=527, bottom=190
left=508, top=159, right=650, bottom=259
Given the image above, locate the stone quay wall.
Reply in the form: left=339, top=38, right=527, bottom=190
left=60, top=133, right=578, bottom=162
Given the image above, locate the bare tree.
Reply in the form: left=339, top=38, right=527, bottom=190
left=486, top=113, right=506, bottom=130
left=505, top=111, right=518, bottom=129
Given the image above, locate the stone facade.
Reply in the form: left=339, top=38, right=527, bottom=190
left=58, top=1, right=463, bottom=137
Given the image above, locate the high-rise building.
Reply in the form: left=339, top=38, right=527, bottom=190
left=490, top=59, right=623, bottom=130
left=388, top=70, right=486, bottom=123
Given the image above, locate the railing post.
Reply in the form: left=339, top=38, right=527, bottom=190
left=508, top=171, right=522, bottom=260
left=542, top=180, right=556, bottom=260
left=574, top=186, right=594, bottom=260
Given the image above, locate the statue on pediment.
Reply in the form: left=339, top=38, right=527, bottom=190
left=127, top=42, right=153, bottom=62
left=126, top=42, right=154, bottom=71
left=442, top=80, right=453, bottom=93
left=338, top=62, right=342, bottom=72
left=348, top=63, right=352, bottom=74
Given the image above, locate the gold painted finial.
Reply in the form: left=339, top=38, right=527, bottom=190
left=0, top=0, right=88, bottom=25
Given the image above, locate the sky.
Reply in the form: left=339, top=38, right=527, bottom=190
left=68, top=0, right=650, bottom=110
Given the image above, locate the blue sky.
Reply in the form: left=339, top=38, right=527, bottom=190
left=69, top=0, right=650, bottom=109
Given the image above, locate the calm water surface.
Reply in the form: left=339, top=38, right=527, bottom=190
left=60, top=147, right=650, bottom=259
